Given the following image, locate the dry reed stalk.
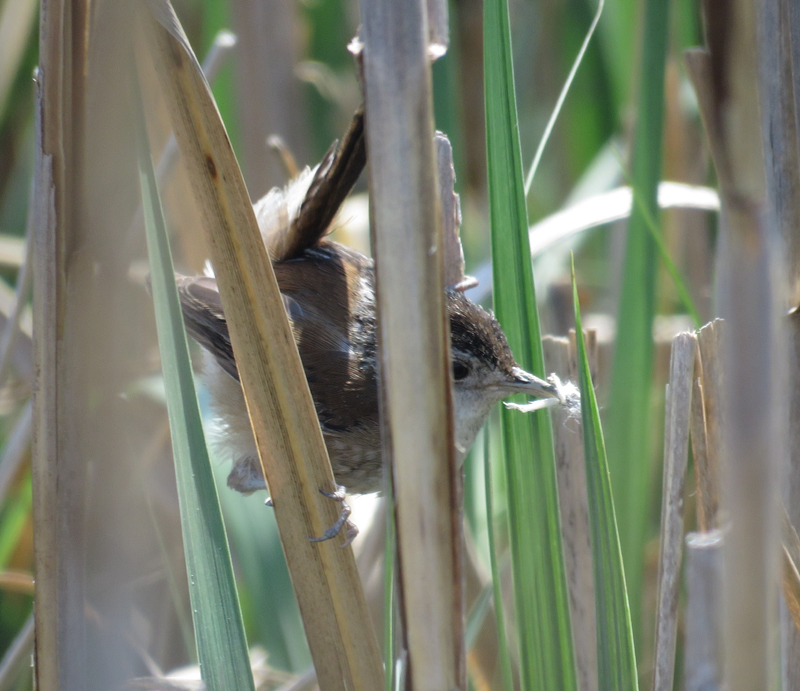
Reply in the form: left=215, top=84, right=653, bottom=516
left=451, top=0, right=484, bottom=199
left=358, top=0, right=463, bottom=686
left=689, top=317, right=800, bottom=644
left=164, top=34, right=236, bottom=275
left=694, top=320, right=723, bottom=529
left=124, top=30, right=237, bottom=270
left=140, top=5, right=382, bottom=690
left=651, top=332, right=695, bottom=691
left=437, top=135, right=467, bottom=290
left=758, top=1, right=800, bottom=687
left=33, top=1, right=88, bottom=687
left=782, top=510, right=800, bottom=632
left=682, top=530, right=723, bottom=691
left=0, top=571, right=34, bottom=594
left=688, top=363, right=712, bottom=531
left=686, top=0, right=783, bottom=685
left=543, top=332, right=597, bottom=691
left=37, top=0, right=192, bottom=685
left=760, top=0, right=800, bottom=285
left=230, top=0, right=308, bottom=193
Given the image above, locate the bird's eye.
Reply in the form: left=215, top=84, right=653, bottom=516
left=453, top=361, right=470, bottom=381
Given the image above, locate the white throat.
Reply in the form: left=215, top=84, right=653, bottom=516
left=452, top=387, right=499, bottom=462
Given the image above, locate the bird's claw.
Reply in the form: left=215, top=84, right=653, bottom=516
left=308, top=485, right=359, bottom=548
left=318, top=485, right=347, bottom=502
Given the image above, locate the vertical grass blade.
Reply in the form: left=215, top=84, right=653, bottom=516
left=571, top=256, right=638, bottom=691
left=523, top=0, right=605, bottom=196
left=134, top=72, right=255, bottom=691
left=484, top=0, right=577, bottom=687
left=605, top=0, right=671, bottom=637
left=622, top=177, right=702, bottom=327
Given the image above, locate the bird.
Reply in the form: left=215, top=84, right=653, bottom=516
left=176, top=109, right=561, bottom=536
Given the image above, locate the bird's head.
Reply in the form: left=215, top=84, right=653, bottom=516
left=446, top=291, right=559, bottom=455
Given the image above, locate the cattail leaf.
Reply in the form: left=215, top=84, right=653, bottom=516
left=484, top=0, right=577, bottom=686
left=571, top=254, right=638, bottom=691
left=604, top=0, right=671, bottom=638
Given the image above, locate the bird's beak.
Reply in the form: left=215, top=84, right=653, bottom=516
left=500, top=366, right=560, bottom=399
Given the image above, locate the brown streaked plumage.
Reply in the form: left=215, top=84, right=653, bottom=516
left=177, top=108, right=559, bottom=499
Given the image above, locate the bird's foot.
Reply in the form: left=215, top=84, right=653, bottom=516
left=308, top=485, right=359, bottom=548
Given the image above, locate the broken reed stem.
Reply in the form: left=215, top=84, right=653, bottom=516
left=685, top=319, right=726, bottom=533
left=695, top=320, right=723, bottom=528
left=437, top=134, right=466, bottom=290
left=544, top=332, right=597, bottom=691
left=690, top=317, right=800, bottom=646
left=140, top=5, right=382, bottom=690
left=652, top=332, right=696, bottom=691
left=682, top=530, right=723, bottom=691
left=688, top=369, right=712, bottom=531
left=687, top=4, right=782, bottom=684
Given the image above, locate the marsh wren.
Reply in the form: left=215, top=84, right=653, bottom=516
left=177, top=111, right=559, bottom=501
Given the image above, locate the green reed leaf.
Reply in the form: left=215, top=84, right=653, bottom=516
left=134, top=71, right=255, bottom=691
left=605, top=0, right=671, bottom=642
left=484, top=0, right=577, bottom=686
left=572, top=254, right=638, bottom=691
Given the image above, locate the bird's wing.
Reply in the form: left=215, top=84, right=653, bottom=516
left=177, top=244, right=379, bottom=434
left=175, top=275, right=238, bottom=380
left=273, top=243, right=378, bottom=431
left=175, top=255, right=363, bottom=377
left=176, top=275, right=303, bottom=383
